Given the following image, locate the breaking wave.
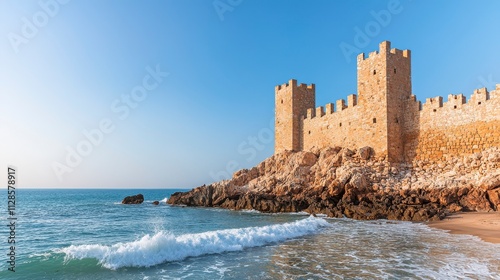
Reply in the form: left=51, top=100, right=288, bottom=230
left=60, top=216, right=329, bottom=269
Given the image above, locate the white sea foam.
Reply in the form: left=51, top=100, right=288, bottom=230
left=288, top=211, right=310, bottom=216
left=239, top=209, right=261, bottom=213
left=60, top=216, right=330, bottom=269
left=313, top=213, right=328, bottom=217
left=238, top=210, right=310, bottom=216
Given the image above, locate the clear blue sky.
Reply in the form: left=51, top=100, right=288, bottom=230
left=1, top=0, right=499, bottom=189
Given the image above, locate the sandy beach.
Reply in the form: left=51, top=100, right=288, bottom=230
left=428, top=212, right=500, bottom=244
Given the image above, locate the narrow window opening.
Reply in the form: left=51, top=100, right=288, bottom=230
left=339, top=123, right=342, bottom=127
left=433, top=109, right=437, bottom=112
left=281, top=99, right=283, bottom=104
left=454, top=105, right=457, bottom=109
left=394, top=68, right=397, bottom=74
left=395, top=118, right=399, bottom=124
left=478, top=102, right=482, bottom=105
left=373, top=118, right=377, bottom=124
left=308, top=131, right=311, bottom=135
left=454, top=96, right=457, bottom=99
left=373, top=70, right=376, bottom=75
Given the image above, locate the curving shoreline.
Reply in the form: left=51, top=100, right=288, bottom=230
left=428, top=212, right=500, bottom=244
left=168, top=146, right=500, bottom=222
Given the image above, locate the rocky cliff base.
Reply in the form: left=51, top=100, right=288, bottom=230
left=168, top=147, right=500, bottom=221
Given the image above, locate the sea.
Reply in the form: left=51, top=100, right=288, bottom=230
left=0, top=189, right=499, bottom=280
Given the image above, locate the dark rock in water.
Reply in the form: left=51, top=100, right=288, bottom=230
left=152, top=201, right=159, bottom=205
left=122, top=194, right=144, bottom=204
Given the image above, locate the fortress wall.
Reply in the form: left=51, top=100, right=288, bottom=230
left=302, top=95, right=388, bottom=158
left=275, top=42, right=500, bottom=163
left=404, top=86, right=500, bottom=161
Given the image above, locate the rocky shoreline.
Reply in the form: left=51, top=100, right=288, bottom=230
left=168, top=147, right=500, bottom=221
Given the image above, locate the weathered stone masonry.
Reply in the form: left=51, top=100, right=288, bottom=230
left=275, top=41, right=500, bottom=162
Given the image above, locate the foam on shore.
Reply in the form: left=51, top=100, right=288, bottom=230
left=60, top=216, right=330, bottom=269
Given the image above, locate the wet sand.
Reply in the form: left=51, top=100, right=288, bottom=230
left=428, top=212, right=500, bottom=244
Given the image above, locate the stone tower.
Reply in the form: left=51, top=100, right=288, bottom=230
left=357, top=41, right=412, bottom=162
left=275, top=79, right=315, bottom=153
left=274, top=41, right=500, bottom=163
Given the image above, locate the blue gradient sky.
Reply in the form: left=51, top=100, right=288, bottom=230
left=1, top=0, right=499, bottom=189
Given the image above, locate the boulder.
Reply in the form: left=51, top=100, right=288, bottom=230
left=358, top=146, right=373, bottom=160
left=341, top=148, right=355, bottom=158
left=336, top=165, right=355, bottom=186
left=122, top=194, right=144, bottom=204
left=152, top=201, right=160, bottom=205
left=487, top=189, right=500, bottom=211
left=460, top=189, right=492, bottom=212
left=298, top=151, right=318, bottom=166
left=348, top=173, right=369, bottom=191
left=478, top=172, right=500, bottom=191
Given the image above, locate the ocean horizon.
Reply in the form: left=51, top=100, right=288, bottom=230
left=1, top=188, right=499, bottom=279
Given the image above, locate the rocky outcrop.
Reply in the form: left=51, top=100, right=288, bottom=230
left=152, top=201, right=160, bottom=205
left=168, top=147, right=500, bottom=221
left=122, top=194, right=144, bottom=204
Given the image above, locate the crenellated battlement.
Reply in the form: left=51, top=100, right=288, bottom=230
left=389, top=48, right=411, bottom=58
left=303, top=94, right=359, bottom=120
left=419, top=86, right=498, bottom=115
left=275, top=41, right=500, bottom=162
left=357, top=41, right=410, bottom=62
left=422, top=96, right=443, bottom=112
left=444, top=93, right=466, bottom=109
left=470, top=87, right=490, bottom=105
left=275, top=79, right=315, bottom=92
left=492, top=84, right=500, bottom=99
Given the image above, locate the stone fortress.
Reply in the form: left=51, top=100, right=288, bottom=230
left=169, top=41, right=500, bottom=219
left=275, top=41, right=500, bottom=163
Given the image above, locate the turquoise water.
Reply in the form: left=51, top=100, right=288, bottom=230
left=0, top=189, right=499, bottom=279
